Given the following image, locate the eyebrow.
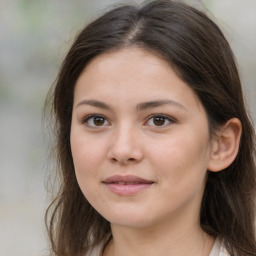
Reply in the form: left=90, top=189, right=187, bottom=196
left=76, top=99, right=187, bottom=112
left=136, top=99, right=187, bottom=111
left=76, top=100, right=111, bottom=110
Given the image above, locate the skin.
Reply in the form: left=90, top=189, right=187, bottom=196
left=70, top=47, right=218, bottom=256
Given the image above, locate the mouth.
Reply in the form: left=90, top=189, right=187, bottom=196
left=103, top=175, right=155, bottom=195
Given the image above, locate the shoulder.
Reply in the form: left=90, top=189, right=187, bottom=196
left=85, top=236, right=230, bottom=256
left=84, top=242, right=103, bottom=256
left=209, top=238, right=230, bottom=256
left=84, top=235, right=111, bottom=256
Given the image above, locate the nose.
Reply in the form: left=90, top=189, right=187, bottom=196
left=107, top=125, right=143, bottom=165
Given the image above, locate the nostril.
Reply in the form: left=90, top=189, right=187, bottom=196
left=111, top=157, right=118, bottom=162
left=111, top=157, right=136, bottom=164
left=108, top=145, right=143, bottom=164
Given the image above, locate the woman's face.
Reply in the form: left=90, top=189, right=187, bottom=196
left=70, top=47, right=214, bottom=229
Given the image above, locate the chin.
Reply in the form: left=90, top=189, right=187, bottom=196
left=101, top=209, right=154, bottom=229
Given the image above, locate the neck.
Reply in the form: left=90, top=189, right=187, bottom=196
left=104, top=220, right=214, bottom=256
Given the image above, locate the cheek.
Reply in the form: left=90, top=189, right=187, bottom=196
left=149, top=130, right=211, bottom=185
left=70, top=130, right=105, bottom=191
left=72, top=141, right=100, bottom=168
left=70, top=138, right=104, bottom=209
left=70, top=127, right=106, bottom=168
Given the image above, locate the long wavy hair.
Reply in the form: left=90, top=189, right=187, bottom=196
left=45, top=1, right=256, bottom=255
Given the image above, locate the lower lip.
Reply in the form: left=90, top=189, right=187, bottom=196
left=104, top=183, right=153, bottom=195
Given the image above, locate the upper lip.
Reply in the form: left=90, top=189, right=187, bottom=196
left=103, top=175, right=154, bottom=184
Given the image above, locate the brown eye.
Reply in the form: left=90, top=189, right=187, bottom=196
left=153, top=116, right=166, bottom=126
left=83, top=115, right=110, bottom=127
left=145, top=115, right=174, bottom=127
left=93, top=117, right=105, bottom=126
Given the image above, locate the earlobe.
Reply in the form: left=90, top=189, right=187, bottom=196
left=208, top=118, right=242, bottom=172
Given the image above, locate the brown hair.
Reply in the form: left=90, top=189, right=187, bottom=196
left=45, top=1, right=256, bottom=255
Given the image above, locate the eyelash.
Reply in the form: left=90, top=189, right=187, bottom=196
left=145, top=114, right=175, bottom=127
left=82, top=114, right=110, bottom=128
left=81, top=114, right=175, bottom=128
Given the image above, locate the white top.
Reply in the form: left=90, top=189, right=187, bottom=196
left=84, top=237, right=229, bottom=256
left=209, top=238, right=229, bottom=256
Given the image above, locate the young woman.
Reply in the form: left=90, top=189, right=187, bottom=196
left=45, top=1, right=256, bottom=255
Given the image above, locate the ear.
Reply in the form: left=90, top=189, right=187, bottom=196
left=208, top=118, right=242, bottom=172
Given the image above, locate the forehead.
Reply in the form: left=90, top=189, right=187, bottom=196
left=74, top=47, right=203, bottom=112
left=82, top=47, right=170, bottom=81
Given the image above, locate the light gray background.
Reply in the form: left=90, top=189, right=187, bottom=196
left=0, top=0, right=255, bottom=255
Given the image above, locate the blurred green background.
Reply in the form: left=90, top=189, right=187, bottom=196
left=0, top=0, right=255, bottom=255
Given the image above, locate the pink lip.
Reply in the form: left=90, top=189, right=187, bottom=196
left=103, top=175, right=154, bottom=196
